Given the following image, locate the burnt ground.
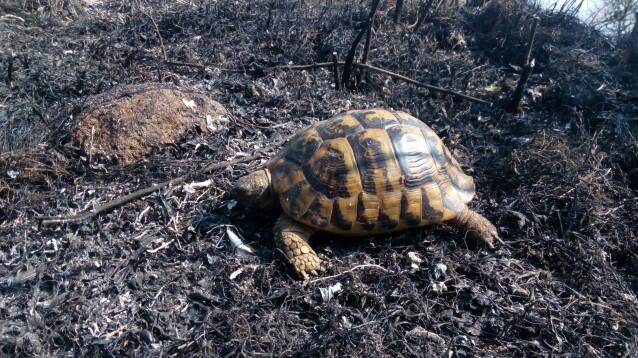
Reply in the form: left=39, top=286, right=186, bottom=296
left=1, top=0, right=638, bottom=356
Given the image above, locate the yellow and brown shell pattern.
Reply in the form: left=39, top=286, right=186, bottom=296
left=267, top=109, right=476, bottom=236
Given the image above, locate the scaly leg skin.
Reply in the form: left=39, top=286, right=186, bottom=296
left=449, top=207, right=499, bottom=248
left=273, top=214, right=323, bottom=280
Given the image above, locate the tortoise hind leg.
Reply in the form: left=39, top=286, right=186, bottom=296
left=273, top=214, right=323, bottom=279
left=448, top=207, right=499, bottom=248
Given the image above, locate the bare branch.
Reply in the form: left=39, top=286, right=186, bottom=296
left=508, top=16, right=540, bottom=113
left=411, top=0, right=435, bottom=31
left=343, top=0, right=381, bottom=89
left=275, top=61, right=492, bottom=106
left=332, top=52, right=340, bottom=90
left=353, top=62, right=493, bottom=106
left=394, top=0, right=404, bottom=23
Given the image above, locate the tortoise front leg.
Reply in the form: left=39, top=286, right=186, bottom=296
left=273, top=214, right=323, bottom=279
left=449, top=207, right=499, bottom=248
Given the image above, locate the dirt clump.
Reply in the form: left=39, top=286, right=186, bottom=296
left=73, top=83, right=227, bottom=165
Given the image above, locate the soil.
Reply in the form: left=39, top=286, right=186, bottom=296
left=73, top=83, right=227, bottom=164
left=1, top=0, right=637, bottom=356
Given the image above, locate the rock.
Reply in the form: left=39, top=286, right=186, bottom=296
left=73, top=83, right=226, bottom=165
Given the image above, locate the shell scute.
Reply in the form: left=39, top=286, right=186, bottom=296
left=394, top=111, right=430, bottom=131
left=348, top=128, right=402, bottom=195
left=284, top=128, right=322, bottom=164
left=315, top=114, right=363, bottom=140
left=377, top=191, right=402, bottom=230
left=400, top=189, right=422, bottom=226
left=356, top=192, right=379, bottom=231
left=420, top=184, right=445, bottom=223
left=348, top=109, right=399, bottom=129
left=387, top=124, right=437, bottom=189
left=301, top=194, right=333, bottom=228
left=280, top=180, right=315, bottom=219
left=302, top=137, right=360, bottom=199
left=270, top=158, right=305, bottom=194
left=331, top=197, right=357, bottom=231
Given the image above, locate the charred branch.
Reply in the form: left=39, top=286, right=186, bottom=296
left=277, top=61, right=492, bottom=106
left=508, top=16, right=539, bottom=113
left=332, top=52, right=340, bottom=90
left=342, top=0, right=381, bottom=89
left=394, top=0, right=404, bottom=23
left=37, top=152, right=273, bottom=226
left=411, top=0, right=435, bottom=30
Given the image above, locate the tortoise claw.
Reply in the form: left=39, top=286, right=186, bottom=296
left=475, top=228, right=497, bottom=249
left=451, top=208, right=499, bottom=249
left=291, top=253, right=323, bottom=279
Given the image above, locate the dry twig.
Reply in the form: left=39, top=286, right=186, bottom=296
left=332, top=52, right=340, bottom=90
left=142, top=9, right=167, bottom=61
left=508, top=16, right=539, bottom=112
left=36, top=155, right=261, bottom=226
left=361, top=1, right=379, bottom=66
left=354, top=62, right=492, bottom=106
left=411, top=0, right=435, bottom=31
left=394, top=0, right=404, bottom=23
left=276, top=61, right=491, bottom=106
left=342, top=0, right=381, bottom=89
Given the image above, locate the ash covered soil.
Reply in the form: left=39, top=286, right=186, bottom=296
left=1, top=0, right=638, bottom=356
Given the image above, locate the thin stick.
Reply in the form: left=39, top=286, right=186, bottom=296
left=265, top=2, right=273, bottom=29
left=343, top=0, right=381, bottom=89
left=332, top=52, right=340, bottom=90
left=277, top=62, right=333, bottom=70
left=342, top=25, right=369, bottom=89
left=275, top=61, right=492, bottom=106
left=143, top=10, right=167, bottom=61
left=394, top=0, right=404, bottom=23
left=308, top=264, right=391, bottom=284
left=508, top=16, right=539, bottom=113
left=411, top=0, right=435, bottom=30
left=37, top=155, right=262, bottom=226
left=147, top=239, right=175, bottom=253
left=630, top=12, right=638, bottom=64
left=361, top=0, right=379, bottom=65
left=141, top=8, right=167, bottom=83
left=164, top=60, right=205, bottom=69
left=524, top=17, right=540, bottom=65
left=359, top=1, right=379, bottom=87
left=354, top=62, right=493, bottom=106
left=361, top=24, right=373, bottom=64
left=365, top=0, right=381, bottom=22
left=162, top=60, right=245, bottom=73
left=508, top=60, right=536, bottom=113
left=6, top=55, right=13, bottom=87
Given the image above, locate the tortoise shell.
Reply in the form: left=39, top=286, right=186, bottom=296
left=267, top=108, right=476, bottom=236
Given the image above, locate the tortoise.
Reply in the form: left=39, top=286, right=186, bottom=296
left=232, top=108, right=498, bottom=279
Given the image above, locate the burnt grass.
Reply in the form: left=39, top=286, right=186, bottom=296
left=1, top=0, right=638, bottom=356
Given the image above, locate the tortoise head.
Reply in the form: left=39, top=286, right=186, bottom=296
left=231, top=169, right=276, bottom=208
